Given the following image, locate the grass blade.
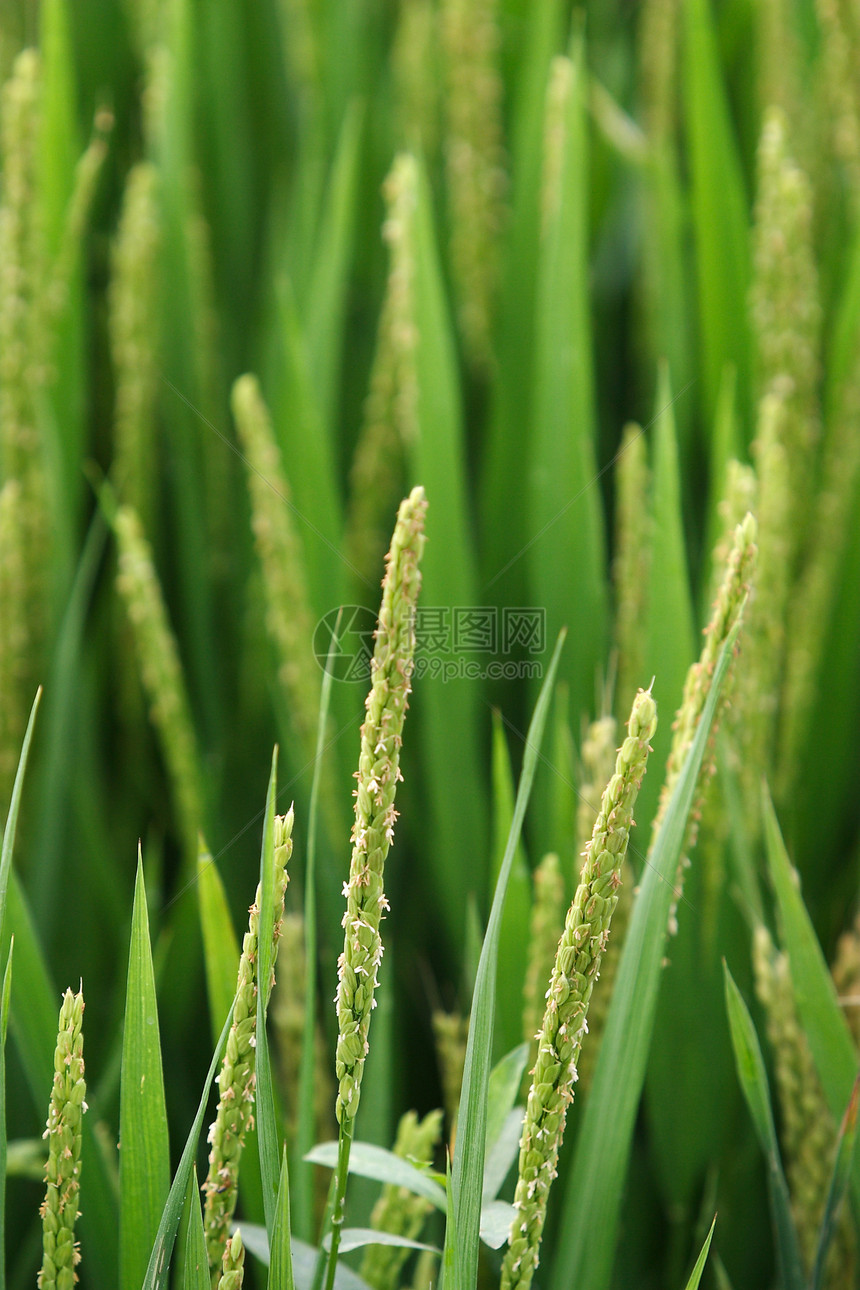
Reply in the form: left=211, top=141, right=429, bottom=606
left=490, top=713, right=531, bottom=1058
left=682, top=1216, right=716, bottom=1290
left=762, top=785, right=860, bottom=1207
left=120, top=851, right=170, bottom=1290
left=182, top=1166, right=209, bottom=1290
left=0, top=688, right=42, bottom=947
left=0, top=939, right=13, bottom=1290
left=811, top=1073, right=860, bottom=1290
left=723, top=963, right=804, bottom=1290
left=197, top=836, right=240, bottom=1050
left=294, top=612, right=340, bottom=1240
left=270, top=1145, right=296, bottom=1290
left=551, top=622, right=741, bottom=1290
left=682, top=0, right=751, bottom=427
left=528, top=31, right=607, bottom=742
left=447, top=630, right=566, bottom=1290
left=142, top=994, right=236, bottom=1290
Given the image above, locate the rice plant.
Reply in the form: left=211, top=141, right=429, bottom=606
left=1, top=2, right=860, bottom=1288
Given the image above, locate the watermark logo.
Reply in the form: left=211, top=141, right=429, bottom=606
left=313, top=605, right=546, bottom=682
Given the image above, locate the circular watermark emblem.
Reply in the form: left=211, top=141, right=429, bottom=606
left=313, top=605, right=378, bottom=682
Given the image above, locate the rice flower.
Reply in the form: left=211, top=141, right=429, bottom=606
left=521, top=853, right=564, bottom=1076
left=0, top=478, right=26, bottom=800
left=38, top=989, right=87, bottom=1290
left=392, top=0, right=440, bottom=154
left=832, top=911, right=860, bottom=1050
left=612, top=424, right=652, bottom=715
left=335, top=486, right=427, bottom=1125
left=203, top=810, right=293, bottom=1277
left=114, top=502, right=203, bottom=862
left=110, top=161, right=161, bottom=526
left=440, top=0, right=506, bottom=366
left=750, top=108, right=820, bottom=562
left=360, top=1108, right=443, bottom=1290
left=501, top=688, right=658, bottom=1290
left=652, top=513, right=757, bottom=934
left=345, top=289, right=406, bottom=584
left=753, top=926, right=855, bottom=1284
left=575, top=714, right=619, bottom=860
left=216, top=1229, right=245, bottom=1290
left=432, top=1009, right=469, bottom=1136
left=232, top=374, right=320, bottom=762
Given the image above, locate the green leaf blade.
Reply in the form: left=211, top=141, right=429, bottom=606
left=120, top=854, right=171, bottom=1290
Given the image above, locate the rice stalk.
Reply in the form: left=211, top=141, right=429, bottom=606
left=202, top=809, right=293, bottom=1279
left=38, top=988, right=87, bottom=1290
left=360, top=1108, right=443, bottom=1290
left=501, top=687, right=658, bottom=1290
left=814, top=0, right=860, bottom=201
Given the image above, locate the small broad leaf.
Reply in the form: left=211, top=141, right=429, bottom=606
left=482, top=1107, right=524, bottom=1203
left=304, top=1141, right=447, bottom=1212
left=322, top=1229, right=440, bottom=1256
left=240, top=1227, right=371, bottom=1290
left=479, top=1200, right=517, bottom=1250
left=485, top=1043, right=528, bottom=1156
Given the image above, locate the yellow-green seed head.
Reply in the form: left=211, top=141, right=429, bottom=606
left=502, top=689, right=657, bottom=1290
left=336, top=488, right=427, bottom=1125
left=39, top=989, right=86, bottom=1290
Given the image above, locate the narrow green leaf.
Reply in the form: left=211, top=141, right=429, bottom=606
left=682, top=1216, right=717, bottom=1290
left=294, top=611, right=340, bottom=1241
left=811, top=1074, right=860, bottom=1290
left=305, top=101, right=363, bottom=434
left=120, top=853, right=170, bottom=1290
left=182, top=1167, right=209, bottom=1290
left=142, top=995, right=236, bottom=1290
left=762, top=786, right=860, bottom=1208
left=448, top=632, right=566, bottom=1290
left=490, top=714, right=530, bottom=1058
left=304, top=1141, right=447, bottom=1212
left=270, top=1145, right=296, bottom=1290
left=256, top=747, right=282, bottom=1237
left=528, top=31, right=607, bottom=742
left=639, top=363, right=696, bottom=841
left=723, top=963, right=804, bottom=1290
left=0, top=689, right=42, bottom=948
left=551, top=624, right=740, bottom=1290
left=404, top=154, right=487, bottom=945
left=683, top=0, right=751, bottom=427
left=0, top=939, right=13, bottom=1290
left=197, top=837, right=240, bottom=1050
